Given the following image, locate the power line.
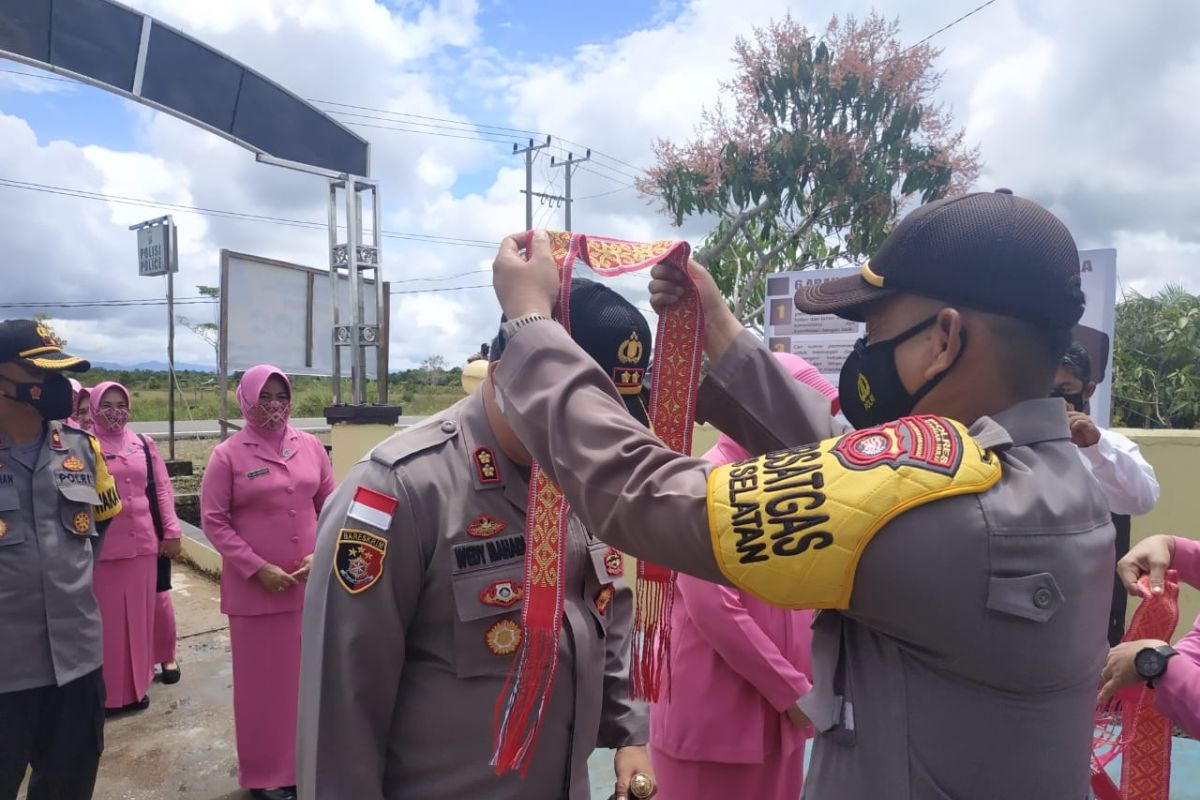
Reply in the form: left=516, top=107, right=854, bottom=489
left=388, top=283, right=492, bottom=295
left=904, top=0, right=1000, bottom=53
left=0, top=298, right=217, bottom=308
left=310, top=99, right=547, bottom=139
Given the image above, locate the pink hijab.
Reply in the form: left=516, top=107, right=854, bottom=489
left=69, top=378, right=92, bottom=431
left=235, top=364, right=292, bottom=452
left=705, top=352, right=838, bottom=464
left=89, top=381, right=133, bottom=450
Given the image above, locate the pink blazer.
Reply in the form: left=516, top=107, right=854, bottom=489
left=98, top=432, right=181, bottom=562
left=201, top=427, right=334, bottom=616
left=1156, top=537, right=1200, bottom=736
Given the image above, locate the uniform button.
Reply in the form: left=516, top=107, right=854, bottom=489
left=291, top=536, right=300, bottom=543
left=441, top=421, right=457, bottom=434
left=288, top=510, right=297, bottom=517
left=286, top=486, right=295, bottom=494
left=1033, top=587, right=1053, bottom=609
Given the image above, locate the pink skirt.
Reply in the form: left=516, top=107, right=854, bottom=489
left=651, top=746, right=806, bottom=800
left=228, top=611, right=302, bottom=789
left=154, top=591, right=177, bottom=664
left=94, top=555, right=157, bottom=709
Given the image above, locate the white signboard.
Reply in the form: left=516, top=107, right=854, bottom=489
left=763, top=250, right=1118, bottom=426
left=221, top=251, right=380, bottom=378
left=136, top=224, right=176, bottom=276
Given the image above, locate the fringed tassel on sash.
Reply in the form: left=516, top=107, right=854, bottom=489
left=631, top=561, right=675, bottom=701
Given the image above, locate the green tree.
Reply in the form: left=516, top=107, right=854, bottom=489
left=419, top=355, right=447, bottom=386
left=178, top=285, right=220, bottom=367
left=639, top=13, right=980, bottom=324
left=1112, top=285, right=1200, bottom=429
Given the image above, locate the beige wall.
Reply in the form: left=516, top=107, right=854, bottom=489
left=1123, top=429, right=1200, bottom=641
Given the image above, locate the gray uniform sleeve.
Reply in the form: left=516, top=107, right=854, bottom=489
left=696, top=329, right=847, bottom=453
left=297, top=461, right=426, bottom=800
left=597, top=574, right=649, bottom=749
left=492, top=320, right=724, bottom=583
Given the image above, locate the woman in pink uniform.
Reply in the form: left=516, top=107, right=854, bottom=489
left=201, top=365, right=334, bottom=800
left=90, top=381, right=182, bottom=713
left=68, top=378, right=91, bottom=430
left=649, top=353, right=839, bottom=800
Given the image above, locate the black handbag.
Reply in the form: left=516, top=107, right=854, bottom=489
left=138, top=434, right=173, bottom=593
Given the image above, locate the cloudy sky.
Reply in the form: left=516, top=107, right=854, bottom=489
left=0, top=0, right=1196, bottom=371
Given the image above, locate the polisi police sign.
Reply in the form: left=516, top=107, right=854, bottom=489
left=134, top=216, right=177, bottom=277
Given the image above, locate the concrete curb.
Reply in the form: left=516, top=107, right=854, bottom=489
left=179, top=521, right=222, bottom=579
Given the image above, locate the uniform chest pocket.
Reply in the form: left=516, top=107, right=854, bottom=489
left=450, top=567, right=526, bottom=679
left=0, top=486, right=25, bottom=547
left=58, top=484, right=100, bottom=538
left=585, top=542, right=622, bottom=634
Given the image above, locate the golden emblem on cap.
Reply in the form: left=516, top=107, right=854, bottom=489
left=35, top=324, right=60, bottom=347
left=617, top=331, right=643, bottom=365
left=629, top=773, right=655, bottom=799
left=72, top=511, right=91, bottom=534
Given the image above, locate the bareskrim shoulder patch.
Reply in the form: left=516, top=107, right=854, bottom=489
left=706, top=414, right=1000, bottom=610
left=334, top=528, right=389, bottom=594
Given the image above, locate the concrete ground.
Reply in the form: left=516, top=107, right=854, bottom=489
left=45, top=563, right=618, bottom=800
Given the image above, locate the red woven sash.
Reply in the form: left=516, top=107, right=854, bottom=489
left=1091, top=572, right=1180, bottom=800
left=491, top=231, right=704, bottom=776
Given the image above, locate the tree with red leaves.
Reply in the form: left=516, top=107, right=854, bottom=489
left=639, top=13, right=981, bottom=325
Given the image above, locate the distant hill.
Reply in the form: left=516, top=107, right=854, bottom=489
left=92, top=361, right=216, bottom=373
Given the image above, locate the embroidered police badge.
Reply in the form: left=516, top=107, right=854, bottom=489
left=594, top=585, right=615, bottom=615
left=62, top=456, right=85, bottom=472
left=604, top=547, right=624, bottom=577
left=832, top=415, right=965, bottom=476
left=480, top=579, right=523, bottom=608
left=473, top=447, right=501, bottom=484
left=72, top=511, right=91, bottom=534
left=467, top=514, right=507, bottom=538
left=486, top=619, right=522, bottom=656
left=334, top=528, right=389, bottom=594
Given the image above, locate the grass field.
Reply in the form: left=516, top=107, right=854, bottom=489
left=114, top=385, right=463, bottom=422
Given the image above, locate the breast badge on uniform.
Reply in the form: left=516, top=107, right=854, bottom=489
left=594, top=585, right=615, bottom=615
left=604, top=547, right=624, bottom=577
left=473, top=447, right=501, bottom=484
left=466, top=514, right=507, bottom=538
left=61, top=455, right=85, bottom=472
left=334, top=528, right=389, bottom=594
left=480, top=579, right=524, bottom=608
left=486, top=619, right=523, bottom=656
left=72, top=511, right=91, bottom=534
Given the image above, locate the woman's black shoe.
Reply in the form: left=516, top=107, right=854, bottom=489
left=160, top=662, right=182, bottom=685
left=249, top=789, right=296, bottom=800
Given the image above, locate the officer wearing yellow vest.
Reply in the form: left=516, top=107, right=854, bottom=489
left=486, top=191, right=1114, bottom=799
left=0, top=320, right=121, bottom=800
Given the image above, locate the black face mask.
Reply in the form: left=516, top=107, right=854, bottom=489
left=2, top=373, right=74, bottom=421
left=838, top=315, right=966, bottom=430
left=1050, top=390, right=1086, bottom=413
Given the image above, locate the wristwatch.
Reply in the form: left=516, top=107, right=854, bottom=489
left=500, top=313, right=550, bottom=340
left=1134, top=644, right=1178, bottom=688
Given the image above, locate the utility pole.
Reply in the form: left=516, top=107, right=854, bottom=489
left=513, top=136, right=551, bottom=229
left=550, top=150, right=591, bottom=231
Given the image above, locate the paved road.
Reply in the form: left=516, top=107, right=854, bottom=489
left=130, top=416, right=428, bottom=437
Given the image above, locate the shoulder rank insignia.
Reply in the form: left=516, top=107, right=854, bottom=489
left=0, top=519, right=8, bottom=539
left=594, top=585, right=615, bottom=615
left=72, top=511, right=92, bottom=534
left=486, top=619, right=522, bottom=656
left=706, top=415, right=1001, bottom=610
left=62, top=456, right=85, bottom=472
left=50, top=429, right=64, bottom=450
left=467, top=514, right=507, bottom=538
left=604, top=547, right=624, bottom=577
left=473, top=447, right=501, bottom=484
left=334, top=529, right=389, bottom=594
left=480, top=579, right=523, bottom=608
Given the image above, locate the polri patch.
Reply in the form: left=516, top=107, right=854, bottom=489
left=334, top=528, right=389, bottom=594
left=62, top=456, right=85, bottom=472
left=246, top=468, right=270, bottom=479
left=594, top=585, right=615, bottom=615
left=832, top=415, right=964, bottom=476
left=480, top=579, right=523, bottom=608
left=466, top=514, right=507, bottom=538
left=473, top=447, right=501, bottom=484
left=604, top=547, right=624, bottom=577
left=485, top=619, right=522, bottom=656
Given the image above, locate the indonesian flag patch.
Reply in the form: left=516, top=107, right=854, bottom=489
left=334, top=528, right=388, bottom=594
left=346, top=486, right=397, bottom=530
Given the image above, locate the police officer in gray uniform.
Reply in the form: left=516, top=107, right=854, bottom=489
left=487, top=193, right=1114, bottom=799
left=0, top=320, right=122, bottom=800
left=298, top=281, right=654, bottom=800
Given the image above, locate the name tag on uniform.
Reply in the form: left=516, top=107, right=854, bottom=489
left=452, top=534, right=526, bottom=573
left=246, top=468, right=270, bottom=479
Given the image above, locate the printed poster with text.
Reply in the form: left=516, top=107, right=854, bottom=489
left=763, top=251, right=1117, bottom=427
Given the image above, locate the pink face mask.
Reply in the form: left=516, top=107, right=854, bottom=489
left=247, top=400, right=291, bottom=431
left=96, top=406, right=130, bottom=434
